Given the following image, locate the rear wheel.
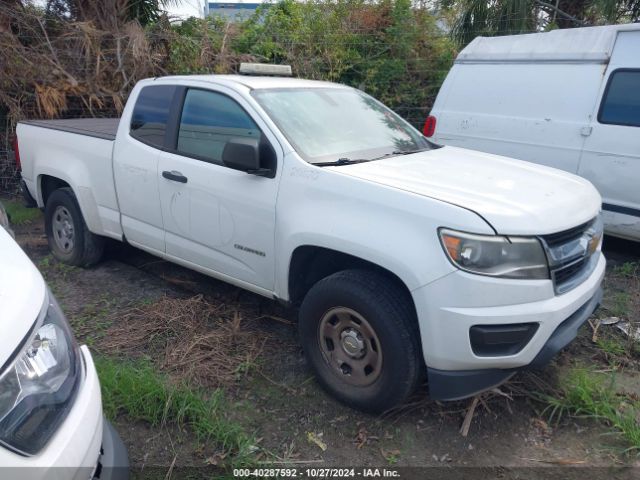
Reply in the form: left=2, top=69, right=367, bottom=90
left=45, top=187, right=104, bottom=267
left=299, top=269, right=422, bottom=413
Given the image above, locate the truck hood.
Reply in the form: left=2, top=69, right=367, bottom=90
left=0, top=228, right=46, bottom=368
left=330, top=146, right=601, bottom=235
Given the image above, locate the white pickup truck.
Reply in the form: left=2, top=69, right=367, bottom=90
left=16, top=72, right=606, bottom=412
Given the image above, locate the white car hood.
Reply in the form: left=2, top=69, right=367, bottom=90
left=0, top=228, right=46, bottom=367
left=330, top=146, right=601, bottom=235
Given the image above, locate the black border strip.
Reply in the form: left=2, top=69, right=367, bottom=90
left=603, top=203, right=640, bottom=218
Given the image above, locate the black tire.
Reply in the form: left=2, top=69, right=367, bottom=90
left=44, top=187, right=104, bottom=267
left=299, top=269, right=422, bottom=413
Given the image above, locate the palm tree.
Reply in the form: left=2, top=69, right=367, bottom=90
left=441, top=0, right=640, bottom=46
left=45, top=0, right=183, bottom=27
left=125, top=0, right=183, bottom=25
left=596, top=0, right=640, bottom=23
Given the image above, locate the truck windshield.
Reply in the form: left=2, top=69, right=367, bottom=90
left=252, top=87, right=432, bottom=165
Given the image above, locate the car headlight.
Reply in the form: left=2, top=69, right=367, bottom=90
left=0, top=291, right=81, bottom=456
left=439, top=229, right=549, bottom=280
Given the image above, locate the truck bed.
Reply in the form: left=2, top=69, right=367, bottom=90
left=20, top=118, right=120, bottom=141
left=17, top=118, right=122, bottom=240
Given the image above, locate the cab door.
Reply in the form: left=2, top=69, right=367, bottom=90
left=157, top=86, right=281, bottom=292
left=578, top=31, right=640, bottom=240
left=113, top=84, right=177, bottom=253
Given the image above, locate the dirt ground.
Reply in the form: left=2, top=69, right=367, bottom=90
left=9, top=206, right=640, bottom=478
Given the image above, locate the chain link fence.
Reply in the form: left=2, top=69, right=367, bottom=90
left=0, top=109, right=18, bottom=195
left=0, top=102, right=123, bottom=196
left=0, top=100, right=438, bottom=196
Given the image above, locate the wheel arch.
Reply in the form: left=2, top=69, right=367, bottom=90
left=43, top=186, right=105, bottom=267
left=39, top=174, right=71, bottom=207
left=287, top=245, right=417, bottom=314
left=38, top=173, right=104, bottom=236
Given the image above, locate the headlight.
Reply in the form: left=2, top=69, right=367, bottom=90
left=0, top=291, right=81, bottom=456
left=439, top=229, right=549, bottom=280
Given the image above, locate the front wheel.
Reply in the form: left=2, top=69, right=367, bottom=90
left=44, top=187, right=104, bottom=267
left=299, top=269, right=422, bottom=413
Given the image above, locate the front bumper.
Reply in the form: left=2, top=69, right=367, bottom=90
left=95, top=420, right=129, bottom=480
left=412, top=252, right=605, bottom=400
left=427, top=286, right=602, bottom=400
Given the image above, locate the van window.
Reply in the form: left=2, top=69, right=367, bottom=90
left=599, top=70, right=640, bottom=127
left=130, top=85, right=177, bottom=147
left=177, top=89, right=260, bottom=164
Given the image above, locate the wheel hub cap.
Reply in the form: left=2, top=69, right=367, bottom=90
left=318, top=307, right=383, bottom=387
left=52, top=206, right=75, bottom=253
left=341, top=328, right=365, bottom=358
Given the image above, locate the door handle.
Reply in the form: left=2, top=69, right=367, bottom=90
left=580, top=126, right=593, bottom=137
left=162, top=170, right=188, bottom=184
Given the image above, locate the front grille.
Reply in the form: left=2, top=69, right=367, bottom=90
left=541, top=216, right=602, bottom=295
left=543, top=221, right=590, bottom=247
left=553, top=258, right=587, bottom=285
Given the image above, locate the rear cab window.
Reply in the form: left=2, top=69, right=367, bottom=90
left=130, top=85, right=177, bottom=147
left=598, top=69, right=640, bottom=127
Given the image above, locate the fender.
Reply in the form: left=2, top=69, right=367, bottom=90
left=274, top=157, right=494, bottom=300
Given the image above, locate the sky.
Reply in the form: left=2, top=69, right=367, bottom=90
left=167, top=0, right=204, bottom=19
left=30, top=1, right=265, bottom=21
left=168, top=0, right=272, bottom=20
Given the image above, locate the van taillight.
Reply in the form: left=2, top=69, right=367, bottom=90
left=423, top=115, right=436, bottom=137
left=12, top=136, right=21, bottom=170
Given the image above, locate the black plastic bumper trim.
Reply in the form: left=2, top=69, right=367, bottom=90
left=469, top=322, right=539, bottom=356
left=95, top=419, right=129, bottom=480
left=529, top=286, right=602, bottom=368
left=20, top=179, right=38, bottom=208
left=427, top=368, right=516, bottom=401
left=428, top=287, right=602, bottom=401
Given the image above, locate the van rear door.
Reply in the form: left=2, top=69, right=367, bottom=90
left=578, top=30, right=640, bottom=240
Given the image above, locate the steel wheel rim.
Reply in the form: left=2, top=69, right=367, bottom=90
left=52, top=205, right=75, bottom=253
left=318, top=307, right=383, bottom=387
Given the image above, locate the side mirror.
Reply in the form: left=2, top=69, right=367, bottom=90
left=222, top=137, right=260, bottom=172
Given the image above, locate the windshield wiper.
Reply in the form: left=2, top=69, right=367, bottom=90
left=314, top=151, right=402, bottom=167
left=392, top=148, right=427, bottom=155
left=314, top=157, right=372, bottom=167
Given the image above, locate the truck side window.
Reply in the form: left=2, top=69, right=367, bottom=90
left=599, top=70, right=640, bottom=127
left=130, top=85, right=177, bottom=147
left=177, top=89, right=261, bottom=165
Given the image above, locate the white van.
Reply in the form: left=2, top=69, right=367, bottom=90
left=428, top=24, right=640, bottom=241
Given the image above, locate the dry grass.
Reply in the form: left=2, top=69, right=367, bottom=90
left=103, top=295, right=267, bottom=387
left=379, top=369, right=559, bottom=439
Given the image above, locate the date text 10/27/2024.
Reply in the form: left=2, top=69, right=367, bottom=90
left=233, top=468, right=401, bottom=478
